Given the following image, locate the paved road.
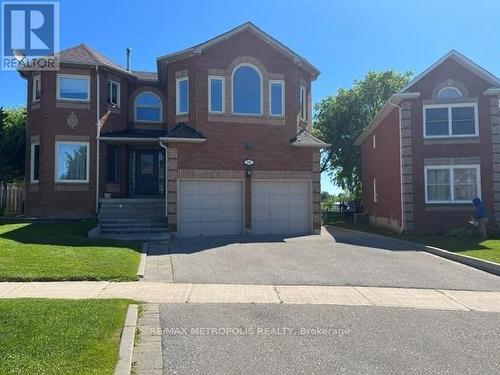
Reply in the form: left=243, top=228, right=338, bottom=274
left=159, top=303, right=500, bottom=375
left=167, top=227, right=500, bottom=291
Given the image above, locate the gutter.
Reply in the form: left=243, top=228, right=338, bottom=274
left=387, top=98, right=404, bottom=234
left=95, top=65, right=100, bottom=214
left=158, top=141, right=168, bottom=219
left=158, top=137, right=206, bottom=143
left=98, top=137, right=159, bottom=143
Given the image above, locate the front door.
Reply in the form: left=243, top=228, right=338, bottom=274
left=135, top=151, right=158, bottom=195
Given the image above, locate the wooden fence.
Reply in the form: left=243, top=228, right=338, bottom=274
left=0, top=182, right=24, bottom=216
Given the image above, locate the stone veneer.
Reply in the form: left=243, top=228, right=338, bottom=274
left=490, top=96, right=500, bottom=224
left=400, top=100, right=414, bottom=232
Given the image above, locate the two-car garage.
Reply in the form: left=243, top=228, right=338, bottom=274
left=177, top=179, right=311, bottom=238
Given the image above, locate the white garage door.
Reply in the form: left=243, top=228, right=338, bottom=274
left=252, top=181, right=310, bottom=235
left=178, top=180, right=243, bottom=237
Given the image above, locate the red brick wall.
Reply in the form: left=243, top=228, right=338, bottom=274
left=405, top=58, right=494, bottom=234
left=360, top=108, right=402, bottom=230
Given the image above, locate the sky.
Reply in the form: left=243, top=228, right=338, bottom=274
left=1, top=0, right=499, bottom=194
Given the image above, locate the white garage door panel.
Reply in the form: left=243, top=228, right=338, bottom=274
left=178, top=180, right=243, bottom=237
left=252, top=181, right=310, bottom=235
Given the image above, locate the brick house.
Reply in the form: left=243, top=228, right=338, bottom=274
left=20, top=22, right=329, bottom=238
left=355, top=50, right=500, bottom=234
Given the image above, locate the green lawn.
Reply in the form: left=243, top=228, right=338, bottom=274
left=0, top=220, right=141, bottom=281
left=328, top=220, right=500, bottom=264
left=0, top=299, right=130, bottom=375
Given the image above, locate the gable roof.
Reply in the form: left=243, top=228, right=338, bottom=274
left=399, top=49, right=500, bottom=94
left=355, top=50, right=500, bottom=146
left=156, top=22, right=320, bottom=78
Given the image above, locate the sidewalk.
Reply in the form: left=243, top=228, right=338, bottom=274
left=1, top=281, right=499, bottom=312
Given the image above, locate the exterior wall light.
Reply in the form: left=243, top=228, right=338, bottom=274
left=244, top=159, right=254, bottom=177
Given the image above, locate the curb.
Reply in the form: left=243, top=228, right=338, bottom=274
left=423, top=245, right=500, bottom=276
left=136, top=243, right=148, bottom=279
left=114, top=304, right=138, bottom=375
left=329, top=225, right=500, bottom=276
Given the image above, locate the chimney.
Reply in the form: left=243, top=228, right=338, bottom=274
left=126, top=47, right=132, bottom=71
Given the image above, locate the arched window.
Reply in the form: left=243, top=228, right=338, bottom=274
left=135, top=91, right=162, bottom=122
left=437, top=87, right=462, bottom=100
left=232, top=64, right=262, bottom=115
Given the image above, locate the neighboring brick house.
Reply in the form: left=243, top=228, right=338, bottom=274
left=355, top=50, right=500, bottom=234
left=20, top=22, right=329, bottom=238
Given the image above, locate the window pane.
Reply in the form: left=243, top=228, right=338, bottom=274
left=427, top=169, right=450, bottom=201
left=109, top=82, right=118, bottom=105
left=57, top=143, right=87, bottom=181
left=270, top=83, right=283, bottom=116
left=33, top=144, right=39, bottom=181
left=136, top=93, right=160, bottom=106
left=178, top=79, right=188, bottom=113
left=452, top=107, right=475, bottom=135
left=437, top=87, right=462, bottom=99
left=210, top=79, right=223, bottom=112
left=136, top=107, right=160, bottom=121
left=453, top=168, right=477, bottom=201
left=233, top=66, right=261, bottom=114
left=425, top=108, right=448, bottom=136
left=59, top=77, right=88, bottom=100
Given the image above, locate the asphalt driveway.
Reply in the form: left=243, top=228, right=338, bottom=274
left=160, top=304, right=500, bottom=375
left=166, top=226, right=500, bottom=291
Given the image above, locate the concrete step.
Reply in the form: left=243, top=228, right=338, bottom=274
left=98, top=232, right=170, bottom=241
left=101, top=226, right=168, bottom=233
left=101, top=222, right=167, bottom=229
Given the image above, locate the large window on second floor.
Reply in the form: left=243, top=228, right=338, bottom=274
left=424, top=103, right=478, bottom=138
left=57, top=74, right=90, bottom=101
left=134, top=92, right=162, bottom=122
left=232, top=64, right=262, bottom=115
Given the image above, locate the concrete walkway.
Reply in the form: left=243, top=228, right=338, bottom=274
left=141, top=242, right=173, bottom=282
left=1, top=282, right=500, bottom=312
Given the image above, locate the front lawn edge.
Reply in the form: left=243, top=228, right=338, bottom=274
left=114, top=304, right=139, bottom=375
left=328, top=225, right=500, bottom=277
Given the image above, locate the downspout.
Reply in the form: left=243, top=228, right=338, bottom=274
left=387, top=98, right=404, bottom=234
left=159, top=141, right=168, bottom=218
left=95, top=65, right=100, bottom=213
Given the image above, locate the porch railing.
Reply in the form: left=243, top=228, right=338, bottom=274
left=0, top=182, right=24, bottom=216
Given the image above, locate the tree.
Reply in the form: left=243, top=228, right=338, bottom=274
left=314, top=71, right=412, bottom=197
left=0, top=107, right=26, bottom=182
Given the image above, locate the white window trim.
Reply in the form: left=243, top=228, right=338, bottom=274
left=372, top=134, right=376, bottom=149
left=176, top=76, right=189, bottom=115
left=373, top=178, right=379, bottom=203
left=437, top=86, right=462, bottom=99
left=208, top=75, right=225, bottom=114
left=32, top=75, right=41, bottom=102
left=108, top=79, right=120, bottom=107
left=299, top=85, right=307, bottom=120
left=269, top=79, right=285, bottom=117
left=54, top=141, right=90, bottom=183
left=424, top=164, right=481, bottom=204
left=134, top=91, right=163, bottom=123
left=56, top=74, right=91, bottom=102
left=30, top=141, right=40, bottom=183
left=231, top=63, right=263, bottom=116
left=423, top=102, right=479, bottom=139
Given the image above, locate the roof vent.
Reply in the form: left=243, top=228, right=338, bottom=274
left=126, top=47, right=132, bottom=71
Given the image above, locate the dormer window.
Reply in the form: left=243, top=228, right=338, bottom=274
left=135, top=92, right=162, bottom=122
left=437, top=86, right=462, bottom=100
left=232, top=64, right=262, bottom=115
left=32, top=75, right=41, bottom=102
